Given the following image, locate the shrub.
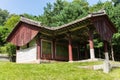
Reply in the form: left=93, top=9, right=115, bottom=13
left=6, top=43, right=16, bottom=62
left=0, top=46, right=7, bottom=54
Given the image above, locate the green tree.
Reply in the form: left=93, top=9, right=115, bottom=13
left=0, top=9, right=9, bottom=26
left=43, top=2, right=54, bottom=26
left=94, top=38, right=103, bottom=58
left=4, top=14, right=20, bottom=30
left=6, top=43, right=16, bottom=62
left=22, top=13, right=39, bottom=21
left=89, top=1, right=117, bottom=60
left=22, top=13, right=34, bottom=19
left=112, top=0, right=120, bottom=6
left=107, top=4, right=120, bottom=45
left=42, top=0, right=89, bottom=27
left=103, top=1, right=120, bottom=61
left=0, top=27, right=9, bottom=46
left=89, top=0, right=104, bottom=12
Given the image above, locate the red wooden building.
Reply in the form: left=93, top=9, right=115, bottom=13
left=6, top=11, right=117, bottom=63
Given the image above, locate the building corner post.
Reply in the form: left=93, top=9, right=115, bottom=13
left=36, top=35, right=41, bottom=63
left=103, top=40, right=111, bottom=73
left=89, top=30, right=95, bottom=60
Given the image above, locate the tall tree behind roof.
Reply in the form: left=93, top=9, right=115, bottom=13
left=112, top=0, right=120, bottom=6
left=4, top=14, right=20, bottom=30
left=0, top=9, right=9, bottom=26
left=42, top=0, right=89, bottom=27
left=89, top=0, right=104, bottom=12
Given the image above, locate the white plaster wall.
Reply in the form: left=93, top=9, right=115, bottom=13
left=16, top=46, right=37, bottom=63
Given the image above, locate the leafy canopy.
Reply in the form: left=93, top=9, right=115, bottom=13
left=4, top=14, right=20, bottom=30
left=0, top=9, right=9, bottom=26
left=42, top=0, right=89, bottom=27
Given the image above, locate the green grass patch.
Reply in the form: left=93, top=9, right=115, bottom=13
left=0, top=61, right=119, bottom=80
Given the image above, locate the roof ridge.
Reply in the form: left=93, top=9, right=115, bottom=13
left=19, top=10, right=107, bottom=30
left=20, top=17, right=41, bottom=26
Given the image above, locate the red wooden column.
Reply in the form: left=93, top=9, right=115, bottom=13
left=89, top=30, right=95, bottom=59
left=68, top=34, right=73, bottom=62
left=103, top=41, right=110, bottom=73
left=36, top=37, right=41, bottom=63
left=52, top=39, right=56, bottom=60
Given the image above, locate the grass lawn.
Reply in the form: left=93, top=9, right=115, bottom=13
left=0, top=61, right=120, bottom=80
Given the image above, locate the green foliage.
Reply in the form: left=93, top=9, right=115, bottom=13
left=108, top=4, right=120, bottom=31
left=22, top=13, right=40, bottom=21
left=103, top=2, right=114, bottom=16
left=0, top=46, right=7, bottom=54
left=112, top=0, right=120, bottom=6
left=105, top=3, right=120, bottom=45
left=112, top=33, right=120, bottom=45
left=89, top=1, right=104, bottom=12
left=4, top=14, right=20, bottom=30
left=0, top=0, right=120, bottom=62
left=0, top=27, right=10, bottom=46
left=6, top=43, right=16, bottom=61
left=42, top=0, right=89, bottom=27
left=94, top=39, right=103, bottom=48
left=90, top=1, right=120, bottom=50
left=22, top=13, right=35, bottom=19
left=0, top=9, right=9, bottom=26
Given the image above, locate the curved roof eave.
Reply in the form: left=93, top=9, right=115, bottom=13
left=6, top=10, right=117, bottom=44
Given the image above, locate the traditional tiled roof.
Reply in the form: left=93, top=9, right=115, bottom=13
left=19, top=10, right=107, bottom=30
left=6, top=10, right=117, bottom=44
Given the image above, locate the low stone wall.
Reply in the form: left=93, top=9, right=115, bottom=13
left=0, top=54, right=9, bottom=61
left=16, top=46, right=37, bottom=63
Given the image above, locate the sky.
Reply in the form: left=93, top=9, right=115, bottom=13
left=0, top=0, right=111, bottom=16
